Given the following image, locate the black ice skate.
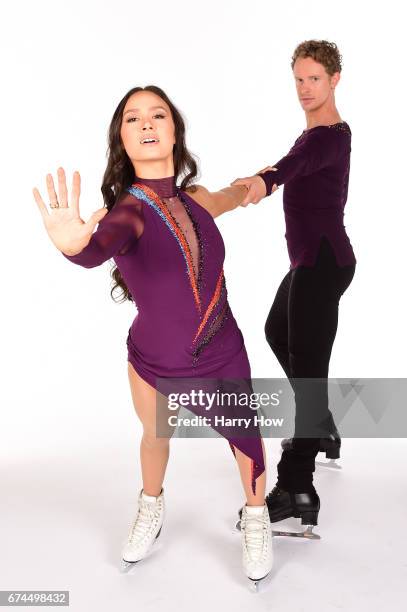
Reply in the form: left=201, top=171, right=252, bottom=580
left=235, top=485, right=321, bottom=540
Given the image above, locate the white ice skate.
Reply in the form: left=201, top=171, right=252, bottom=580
left=240, top=504, right=273, bottom=592
left=120, top=487, right=165, bottom=572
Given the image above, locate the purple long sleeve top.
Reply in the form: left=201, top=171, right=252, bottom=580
left=258, top=121, right=357, bottom=269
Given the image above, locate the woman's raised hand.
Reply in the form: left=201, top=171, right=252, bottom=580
left=33, top=167, right=108, bottom=256
left=230, top=167, right=278, bottom=206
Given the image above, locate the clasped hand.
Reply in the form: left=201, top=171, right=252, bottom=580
left=230, top=166, right=279, bottom=207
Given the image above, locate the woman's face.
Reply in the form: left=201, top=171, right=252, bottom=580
left=120, top=90, right=176, bottom=167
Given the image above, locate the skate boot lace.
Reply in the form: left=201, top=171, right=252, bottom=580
left=128, top=498, right=163, bottom=545
left=241, top=511, right=269, bottom=561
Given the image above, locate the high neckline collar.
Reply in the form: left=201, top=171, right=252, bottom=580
left=133, top=174, right=177, bottom=198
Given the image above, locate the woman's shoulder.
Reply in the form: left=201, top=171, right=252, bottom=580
left=185, top=183, right=217, bottom=208
left=185, top=183, right=209, bottom=201
left=117, top=188, right=146, bottom=214
left=98, top=190, right=144, bottom=228
left=184, top=184, right=218, bottom=217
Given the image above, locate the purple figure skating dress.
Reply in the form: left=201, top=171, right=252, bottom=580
left=62, top=175, right=264, bottom=494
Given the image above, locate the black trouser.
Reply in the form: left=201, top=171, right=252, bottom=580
left=265, top=236, right=356, bottom=492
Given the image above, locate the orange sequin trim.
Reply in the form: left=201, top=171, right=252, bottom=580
left=192, top=267, right=224, bottom=343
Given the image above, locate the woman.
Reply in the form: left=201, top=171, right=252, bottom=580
left=33, top=85, right=272, bottom=585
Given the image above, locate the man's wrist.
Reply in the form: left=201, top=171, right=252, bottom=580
left=256, top=172, right=272, bottom=197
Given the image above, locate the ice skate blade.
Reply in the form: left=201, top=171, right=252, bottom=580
left=120, top=558, right=140, bottom=573
left=272, top=525, right=321, bottom=539
left=235, top=520, right=320, bottom=539
left=119, top=539, right=162, bottom=573
left=248, top=571, right=272, bottom=593
left=315, top=459, right=342, bottom=469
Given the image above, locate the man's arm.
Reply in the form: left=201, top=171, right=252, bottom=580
left=258, top=128, right=343, bottom=196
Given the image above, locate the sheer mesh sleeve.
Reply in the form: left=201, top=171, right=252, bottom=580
left=258, top=129, right=342, bottom=196
left=61, top=192, right=144, bottom=268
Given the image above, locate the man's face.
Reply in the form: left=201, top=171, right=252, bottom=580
left=293, top=56, right=340, bottom=112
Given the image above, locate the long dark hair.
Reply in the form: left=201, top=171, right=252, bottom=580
left=101, top=85, right=199, bottom=303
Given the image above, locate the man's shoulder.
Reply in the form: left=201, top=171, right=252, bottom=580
left=307, top=122, right=351, bottom=140
left=300, top=123, right=351, bottom=151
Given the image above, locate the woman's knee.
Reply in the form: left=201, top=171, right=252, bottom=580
left=141, top=430, right=170, bottom=450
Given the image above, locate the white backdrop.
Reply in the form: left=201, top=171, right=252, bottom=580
left=1, top=0, right=406, bottom=608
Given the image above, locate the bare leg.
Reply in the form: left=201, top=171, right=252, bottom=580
left=127, top=362, right=170, bottom=497
left=232, top=438, right=267, bottom=505
left=128, top=361, right=267, bottom=504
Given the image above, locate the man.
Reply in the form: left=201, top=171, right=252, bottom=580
left=232, top=39, right=357, bottom=527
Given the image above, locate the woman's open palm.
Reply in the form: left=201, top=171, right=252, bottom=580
left=33, top=167, right=108, bottom=255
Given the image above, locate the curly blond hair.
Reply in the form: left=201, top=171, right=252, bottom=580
left=291, top=40, right=342, bottom=76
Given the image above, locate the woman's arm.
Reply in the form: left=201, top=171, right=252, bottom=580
left=185, top=183, right=251, bottom=218
left=33, top=169, right=143, bottom=269
left=61, top=196, right=143, bottom=268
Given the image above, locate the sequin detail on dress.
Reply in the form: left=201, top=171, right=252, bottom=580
left=192, top=267, right=224, bottom=343
left=126, top=183, right=202, bottom=312
left=192, top=300, right=230, bottom=364
left=228, top=440, right=257, bottom=496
